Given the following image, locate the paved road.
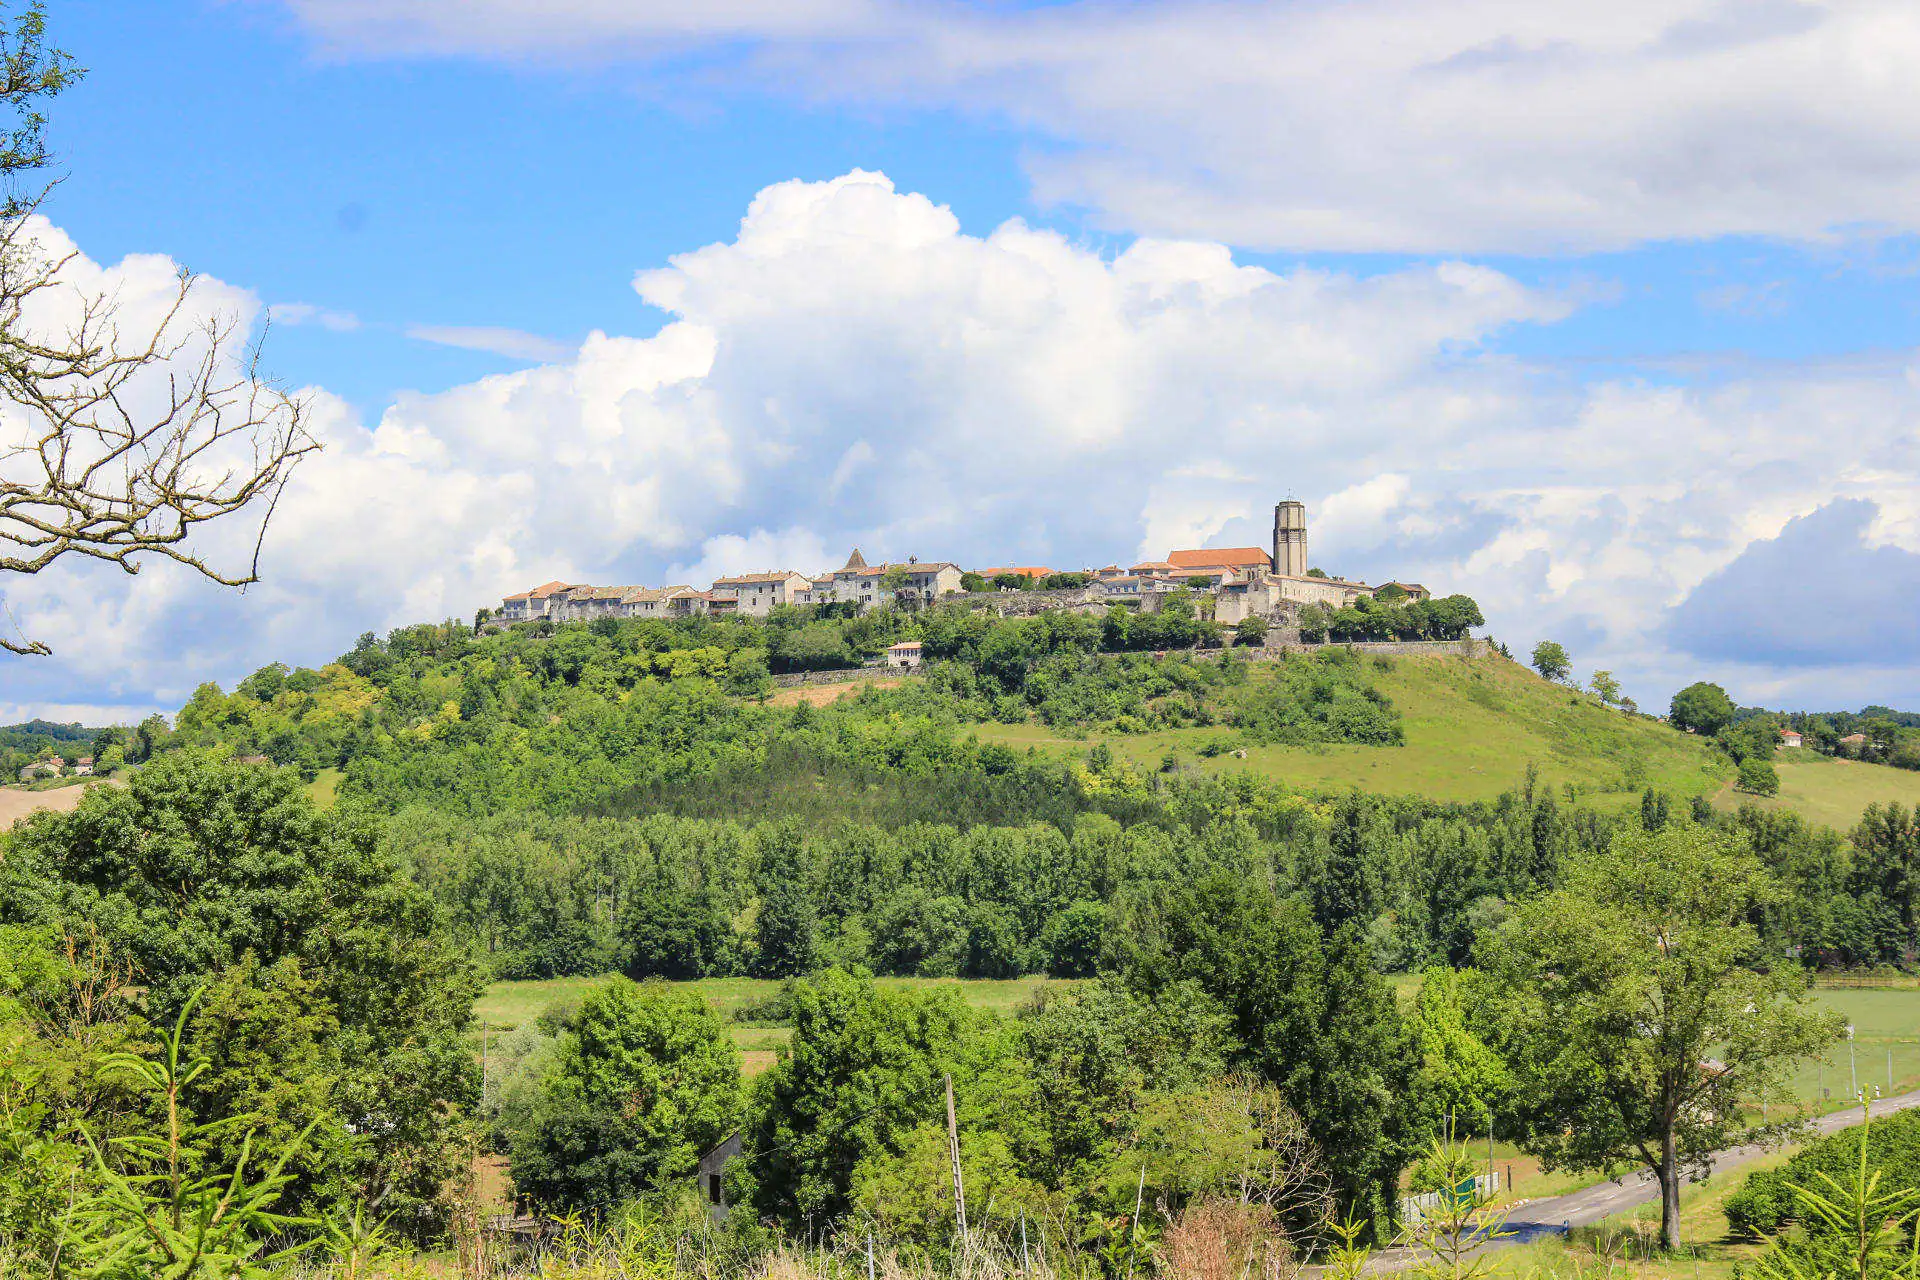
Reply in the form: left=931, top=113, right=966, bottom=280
left=1366, top=1090, right=1920, bottom=1271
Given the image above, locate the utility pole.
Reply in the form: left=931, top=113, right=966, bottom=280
left=945, top=1073, right=968, bottom=1244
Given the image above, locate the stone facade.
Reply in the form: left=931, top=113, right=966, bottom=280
left=710, top=571, right=812, bottom=616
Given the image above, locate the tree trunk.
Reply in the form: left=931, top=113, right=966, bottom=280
left=1659, top=1125, right=1682, bottom=1252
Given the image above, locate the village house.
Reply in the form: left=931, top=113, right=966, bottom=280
left=886, top=640, right=924, bottom=669
left=495, top=580, right=580, bottom=623
left=976, top=565, right=1052, bottom=583
left=1780, top=729, right=1804, bottom=749
left=808, top=549, right=963, bottom=611
left=709, top=571, right=812, bottom=616
left=1167, top=547, right=1273, bottom=577
left=71, top=756, right=94, bottom=777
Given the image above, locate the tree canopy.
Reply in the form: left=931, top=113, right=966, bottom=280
left=1484, top=822, right=1843, bottom=1249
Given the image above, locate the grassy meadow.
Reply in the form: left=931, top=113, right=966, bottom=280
left=1710, top=746, right=1920, bottom=832
left=972, top=653, right=1729, bottom=807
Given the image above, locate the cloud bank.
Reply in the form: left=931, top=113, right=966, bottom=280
left=4, top=171, right=1919, bottom=719
left=282, top=0, right=1920, bottom=253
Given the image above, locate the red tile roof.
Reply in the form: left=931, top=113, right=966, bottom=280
left=1167, top=547, right=1272, bottom=569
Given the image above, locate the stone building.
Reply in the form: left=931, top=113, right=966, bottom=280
left=710, top=571, right=812, bottom=616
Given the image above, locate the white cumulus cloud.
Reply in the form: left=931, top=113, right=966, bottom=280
left=4, top=170, right=1920, bottom=719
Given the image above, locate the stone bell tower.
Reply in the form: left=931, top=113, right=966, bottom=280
left=1273, top=500, right=1308, bottom=577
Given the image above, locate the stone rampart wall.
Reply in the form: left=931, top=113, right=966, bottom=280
left=1257, top=637, right=1490, bottom=660
left=769, top=666, right=895, bottom=689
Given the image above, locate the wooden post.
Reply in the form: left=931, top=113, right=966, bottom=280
left=946, top=1073, right=968, bottom=1243
left=1124, top=1164, right=1146, bottom=1280
left=1021, top=1211, right=1030, bottom=1274
left=867, top=1231, right=876, bottom=1280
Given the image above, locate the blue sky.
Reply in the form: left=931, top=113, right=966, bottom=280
left=5, top=0, right=1920, bottom=720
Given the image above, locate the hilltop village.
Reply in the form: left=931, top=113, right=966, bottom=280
left=491, top=500, right=1449, bottom=638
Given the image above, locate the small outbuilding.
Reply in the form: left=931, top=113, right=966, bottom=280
left=699, top=1132, right=742, bottom=1220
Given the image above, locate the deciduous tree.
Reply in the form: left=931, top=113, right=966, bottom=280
left=508, top=978, right=740, bottom=1210
left=1484, top=823, right=1843, bottom=1250
left=1529, top=641, right=1571, bottom=684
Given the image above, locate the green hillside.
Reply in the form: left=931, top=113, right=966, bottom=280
left=974, top=652, right=1731, bottom=808
left=1711, top=746, right=1920, bottom=831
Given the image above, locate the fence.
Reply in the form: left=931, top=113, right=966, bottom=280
left=1399, top=1172, right=1500, bottom=1225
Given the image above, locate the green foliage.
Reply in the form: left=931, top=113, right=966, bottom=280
left=753, top=825, right=819, bottom=978
left=1320, top=594, right=1483, bottom=644
left=63, top=990, right=324, bottom=1280
left=1745, top=1104, right=1920, bottom=1280
left=1127, top=874, right=1409, bottom=1234
left=1403, top=967, right=1510, bottom=1136
left=0, top=0, right=83, bottom=203
left=1671, top=681, right=1738, bottom=735
left=1018, top=979, right=1233, bottom=1191
left=0, top=751, right=481, bottom=1233
left=1729, top=1109, right=1920, bottom=1239
left=508, top=978, right=741, bottom=1211
left=1400, top=1133, right=1513, bottom=1280
left=1529, top=641, right=1570, bottom=684
left=746, top=968, right=1032, bottom=1228
left=1740, top=756, right=1783, bottom=796
left=1485, top=822, right=1845, bottom=1249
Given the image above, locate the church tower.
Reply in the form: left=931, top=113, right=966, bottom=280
left=1273, top=501, right=1307, bottom=577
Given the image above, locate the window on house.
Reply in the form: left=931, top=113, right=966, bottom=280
left=708, top=1174, right=723, bottom=1204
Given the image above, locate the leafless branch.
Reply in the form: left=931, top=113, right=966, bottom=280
left=0, top=202, right=319, bottom=654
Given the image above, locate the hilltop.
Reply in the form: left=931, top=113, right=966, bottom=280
left=155, top=607, right=1920, bottom=833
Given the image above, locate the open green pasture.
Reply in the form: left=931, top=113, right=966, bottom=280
left=1711, top=747, right=1920, bottom=833
left=973, top=654, right=1727, bottom=809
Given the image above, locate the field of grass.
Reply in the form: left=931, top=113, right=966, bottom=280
left=475, top=973, right=1072, bottom=1074
left=1712, top=747, right=1920, bottom=833
left=306, top=767, right=342, bottom=809
left=973, top=654, right=1728, bottom=809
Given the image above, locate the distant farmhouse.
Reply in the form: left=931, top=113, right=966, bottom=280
left=487, top=500, right=1434, bottom=636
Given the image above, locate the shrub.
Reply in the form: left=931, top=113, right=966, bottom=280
left=1737, top=757, right=1781, bottom=797
left=1725, top=1109, right=1920, bottom=1237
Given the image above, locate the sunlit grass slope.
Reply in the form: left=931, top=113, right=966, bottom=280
left=1712, top=747, right=1920, bottom=832
left=974, top=654, right=1728, bottom=808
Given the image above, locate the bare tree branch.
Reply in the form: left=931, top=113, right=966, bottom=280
left=0, top=203, right=320, bottom=655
